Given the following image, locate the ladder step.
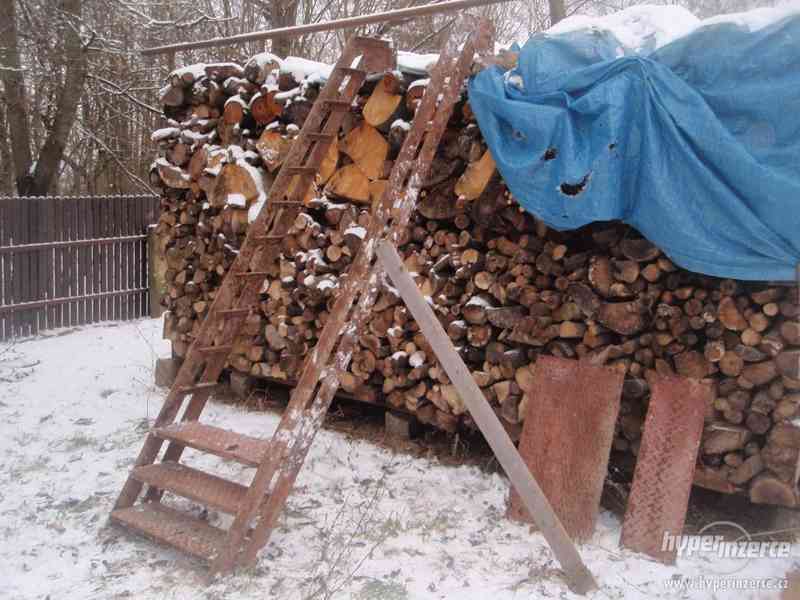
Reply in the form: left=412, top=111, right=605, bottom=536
left=216, top=308, right=251, bottom=318
left=154, top=422, right=270, bottom=467
left=110, top=503, right=225, bottom=561
left=178, top=382, right=221, bottom=396
left=196, top=345, right=233, bottom=355
left=132, top=462, right=247, bottom=515
left=283, top=166, right=318, bottom=177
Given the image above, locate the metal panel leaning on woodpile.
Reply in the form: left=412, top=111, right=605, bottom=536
left=149, top=48, right=800, bottom=508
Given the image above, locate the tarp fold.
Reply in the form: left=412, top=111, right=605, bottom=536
left=469, top=14, right=800, bottom=280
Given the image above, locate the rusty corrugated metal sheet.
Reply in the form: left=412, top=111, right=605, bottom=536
left=620, top=375, right=710, bottom=563
left=508, top=356, right=624, bottom=541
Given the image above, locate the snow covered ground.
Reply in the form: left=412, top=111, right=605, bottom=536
left=1, top=319, right=798, bottom=599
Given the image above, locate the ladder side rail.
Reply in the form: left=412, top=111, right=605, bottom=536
left=308, top=27, right=481, bottom=439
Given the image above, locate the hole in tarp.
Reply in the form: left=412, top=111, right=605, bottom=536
left=542, top=147, right=558, bottom=161
left=608, top=143, right=617, bottom=150
left=560, top=172, right=591, bottom=196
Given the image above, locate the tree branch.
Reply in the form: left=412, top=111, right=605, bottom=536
left=86, top=74, right=161, bottom=115
left=75, top=122, right=157, bottom=195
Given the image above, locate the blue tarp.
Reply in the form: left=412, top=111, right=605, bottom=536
left=468, top=16, right=800, bottom=280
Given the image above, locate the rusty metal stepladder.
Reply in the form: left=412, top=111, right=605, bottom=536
left=109, top=35, right=395, bottom=569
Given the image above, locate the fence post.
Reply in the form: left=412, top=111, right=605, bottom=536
left=148, top=224, right=166, bottom=318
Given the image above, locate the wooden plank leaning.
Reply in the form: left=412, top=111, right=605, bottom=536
left=376, top=239, right=598, bottom=596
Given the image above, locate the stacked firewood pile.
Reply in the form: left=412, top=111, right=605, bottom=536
left=150, top=49, right=800, bottom=507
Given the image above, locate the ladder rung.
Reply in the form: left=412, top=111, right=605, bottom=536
left=323, top=99, right=352, bottom=111
left=253, top=234, right=284, bottom=243
left=234, top=271, right=271, bottom=279
left=110, top=503, right=225, bottom=561
left=269, top=200, right=303, bottom=207
left=178, top=382, right=221, bottom=396
left=154, top=422, right=270, bottom=467
left=196, top=345, right=233, bottom=354
left=216, top=308, right=251, bottom=318
left=354, top=36, right=391, bottom=49
left=336, top=67, right=365, bottom=77
left=283, top=166, right=318, bottom=177
left=132, top=462, right=247, bottom=515
left=304, top=132, right=335, bottom=143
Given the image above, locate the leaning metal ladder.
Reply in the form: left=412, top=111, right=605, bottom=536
left=109, top=35, right=394, bottom=572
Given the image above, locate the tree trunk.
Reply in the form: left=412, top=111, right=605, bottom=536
left=0, top=0, right=88, bottom=196
left=0, top=0, right=34, bottom=194
left=271, top=0, right=299, bottom=58
left=29, top=0, right=88, bottom=196
left=548, top=0, right=567, bottom=26
left=0, top=101, right=14, bottom=195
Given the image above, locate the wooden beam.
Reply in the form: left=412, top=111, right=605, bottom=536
left=376, top=240, right=597, bottom=596
left=140, top=0, right=512, bottom=56
left=793, top=262, right=800, bottom=489
left=0, top=234, right=147, bottom=254
left=0, top=288, right=148, bottom=315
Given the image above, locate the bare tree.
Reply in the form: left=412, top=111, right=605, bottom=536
left=0, top=0, right=90, bottom=196
left=549, top=0, right=567, bottom=25
left=270, top=0, right=300, bottom=57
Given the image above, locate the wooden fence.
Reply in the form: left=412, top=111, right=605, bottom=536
left=0, top=195, right=160, bottom=341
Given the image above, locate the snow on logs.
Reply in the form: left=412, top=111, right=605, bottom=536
left=151, top=49, right=800, bottom=507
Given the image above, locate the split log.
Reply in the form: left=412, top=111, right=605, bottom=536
left=455, top=149, right=495, bottom=200
left=250, top=89, right=283, bottom=124
left=244, top=52, right=282, bottom=85
left=325, top=164, right=371, bottom=204
left=341, top=122, right=389, bottom=180
left=363, top=72, right=406, bottom=129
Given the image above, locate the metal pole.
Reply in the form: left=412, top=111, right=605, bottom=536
left=140, top=0, right=512, bottom=56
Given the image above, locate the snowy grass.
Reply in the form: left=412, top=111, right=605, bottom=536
left=1, top=319, right=798, bottom=599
